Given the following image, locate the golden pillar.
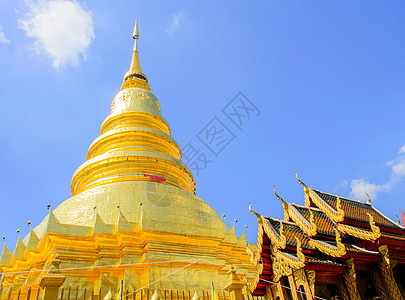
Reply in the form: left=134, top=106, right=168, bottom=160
left=292, top=270, right=313, bottom=300
left=223, top=267, right=245, bottom=300
left=39, top=254, right=66, bottom=300
left=25, top=287, right=31, bottom=300
left=305, top=270, right=315, bottom=297
left=370, top=263, right=389, bottom=300
left=342, top=258, right=361, bottom=300
left=336, top=277, right=349, bottom=300
left=378, top=245, right=403, bottom=300
left=275, top=281, right=286, bottom=300
left=265, top=285, right=274, bottom=300
left=287, top=275, right=299, bottom=300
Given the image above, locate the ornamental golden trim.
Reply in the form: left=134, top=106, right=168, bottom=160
left=246, top=225, right=264, bottom=266
left=287, top=206, right=317, bottom=237
left=309, top=229, right=346, bottom=257
left=309, top=189, right=345, bottom=223
left=337, top=213, right=380, bottom=241
left=296, top=171, right=345, bottom=222
left=271, top=245, right=305, bottom=282
left=262, top=219, right=287, bottom=249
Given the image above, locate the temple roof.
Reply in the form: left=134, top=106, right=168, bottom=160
left=313, top=189, right=402, bottom=229
left=246, top=175, right=405, bottom=295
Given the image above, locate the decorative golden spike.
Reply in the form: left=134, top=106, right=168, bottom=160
left=248, top=202, right=263, bottom=224
left=295, top=170, right=307, bottom=188
left=132, top=18, right=139, bottom=51
left=395, top=212, right=401, bottom=224
left=365, top=191, right=371, bottom=204
left=295, top=237, right=305, bottom=263
left=295, top=170, right=311, bottom=206
left=126, top=18, right=145, bottom=80
left=133, top=19, right=139, bottom=39
left=273, top=185, right=287, bottom=205
left=274, top=185, right=290, bottom=221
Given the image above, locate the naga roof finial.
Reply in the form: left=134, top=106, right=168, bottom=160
left=273, top=184, right=287, bottom=205
left=274, top=184, right=290, bottom=221
left=365, top=191, right=371, bottom=204
left=248, top=202, right=263, bottom=225
left=295, top=170, right=308, bottom=189
left=395, top=211, right=401, bottom=224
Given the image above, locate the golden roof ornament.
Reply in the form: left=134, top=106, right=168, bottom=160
left=151, top=290, right=160, bottom=300
left=295, top=170, right=308, bottom=189
left=274, top=184, right=290, bottom=221
left=295, top=171, right=311, bottom=206
left=395, top=211, right=401, bottom=224
left=248, top=202, right=263, bottom=225
left=192, top=291, right=201, bottom=300
left=365, top=191, right=371, bottom=204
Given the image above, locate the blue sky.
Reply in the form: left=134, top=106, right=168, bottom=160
left=1, top=1, right=405, bottom=249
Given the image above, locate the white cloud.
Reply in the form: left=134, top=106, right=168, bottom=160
left=350, top=179, right=390, bottom=201
left=349, top=144, right=405, bottom=201
left=388, top=155, right=405, bottom=178
left=19, top=0, right=94, bottom=68
left=334, top=179, right=348, bottom=193
left=0, top=25, right=11, bottom=44
left=399, top=144, right=405, bottom=154
left=167, top=12, right=184, bottom=35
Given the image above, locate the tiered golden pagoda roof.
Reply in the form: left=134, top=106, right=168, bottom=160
left=0, top=21, right=255, bottom=298
left=71, top=20, right=195, bottom=195
left=246, top=173, right=405, bottom=295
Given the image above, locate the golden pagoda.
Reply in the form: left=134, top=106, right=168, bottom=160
left=0, top=21, right=256, bottom=300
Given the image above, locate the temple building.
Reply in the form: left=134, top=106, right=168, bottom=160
left=246, top=173, right=405, bottom=300
left=0, top=21, right=257, bottom=300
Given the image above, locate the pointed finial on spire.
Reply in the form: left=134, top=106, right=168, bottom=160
left=121, top=18, right=150, bottom=90
left=133, top=18, right=139, bottom=39
left=133, top=18, right=139, bottom=51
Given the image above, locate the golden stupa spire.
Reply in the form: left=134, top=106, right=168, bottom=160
left=70, top=21, right=195, bottom=196
left=122, top=19, right=150, bottom=90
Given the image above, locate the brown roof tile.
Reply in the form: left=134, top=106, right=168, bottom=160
left=292, top=205, right=335, bottom=236
left=313, top=190, right=401, bottom=229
